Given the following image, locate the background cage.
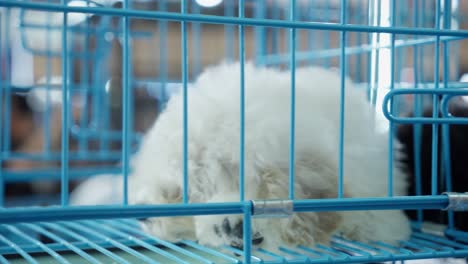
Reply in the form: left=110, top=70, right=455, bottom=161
left=0, top=0, right=468, bottom=263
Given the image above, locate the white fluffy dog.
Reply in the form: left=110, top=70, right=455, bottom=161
left=128, top=62, right=411, bottom=252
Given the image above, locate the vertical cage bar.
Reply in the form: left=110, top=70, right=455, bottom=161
left=122, top=0, right=131, bottom=205
left=338, top=0, right=347, bottom=198
left=272, top=2, right=281, bottom=58
left=239, top=0, right=245, bottom=202
left=61, top=0, right=70, bottom=206
left=254, top=0, right=265, bottom=65
left=182, top=0, right=189, bottom=204
left=369, top=0, right=381, bottom=107
left=323, top=1, right=331, bottom=68
left=2, top=8, right=11, bottom=183
left=191, top=1, right=201, bottom=77
left=2, top=8, right=10, bottom=158
left=354, top=4, right=363, bottom=82
left=159, top=0, right=168, bottom=111
left=44, top=9, right=52, bottom=156
left=441, top=0, right=454, bottom=229
left=307, top=3, right=314, bottom=66
left=413, top=0, right=424, bottom=223
left=243, top=202, right=252, bottom=264
left=388, top=0, right=396, bottom=197
left=369, top=0, right=392, bottom=133
left=289, top=0, right=296, bottom=200
left=395, top=0, right=402, bottom=83
left=224, top=0, right=234, bottom=61
left=431, top=0, right=441, bottom=196
left=78, top=17, right=91, bottom=154
left=0, top=8, right=4, bottom=207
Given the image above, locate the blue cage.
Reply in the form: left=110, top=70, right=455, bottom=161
left=0, top=0, right=468, bottom=263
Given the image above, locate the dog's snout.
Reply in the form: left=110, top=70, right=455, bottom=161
left=252, top=232, right=264, bottom=245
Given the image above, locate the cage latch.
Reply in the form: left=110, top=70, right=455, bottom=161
left=443, top=192, right=468, bottom=211
left=252, top=199, right=293, bottom=218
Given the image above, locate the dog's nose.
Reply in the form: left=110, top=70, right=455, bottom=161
left=252, top=232, right=264, bottom=245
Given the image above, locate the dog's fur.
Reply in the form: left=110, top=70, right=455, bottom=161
left=128, top=62, right=411, bottom=251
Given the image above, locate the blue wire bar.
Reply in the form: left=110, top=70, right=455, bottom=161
left=122, top=0, right=131, bottom=206
left=0, top=196, right=454, bottom=224
left=289, top=0, right=296, bottom=200
left=431, top=0, right=442, bottom=196
left=239, top=0, right=246, bottom=202
left=181, top=0, right=189, bottom=204
left=60, top=0, right=70, bottom=207
left=1, top=1, right=468, bottom=37
left=337, top=0, right=346, bottom=198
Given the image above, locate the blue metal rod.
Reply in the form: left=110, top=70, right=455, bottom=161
left=78, top=14, right=90, bottom=154
left=2, top=167, right=122, bottom=182
left=2, top=8, right=11, bottom=157
left=0, top=196, right=450, bottom=223
left=239, top=0, right=246, bottom=202
left=122, top=0, right=131, bottom=206
left=181, top=0, right=189, bottom=204
left=260, top=35, right=463, bottom=66
left=412, top=0, right=423, bottom=224
left=2, top=1, right=468, bottom=37
left=44, top=10, right=53, bottom=156
left=382, top=88, right=468, bottom=124
left=2, top=151, right=133, bottom=161
left=243, top=201, right=252, bottom=264
left=338, top=0, right=346, bottom=198
left=191, top=1, right=201, bottom=77
left=293, top=196, right=449, bottom=213
left=158, top=0, right=168, bottom=112
left=289, top=0, right=296, bottom=200
left=388, top=0, right=396, bottom=197
left=61, top=0, right=70, bottom=207
left=0, top=10, right=4, bottom=207
left=442, top=0, right=454, bottom=229
left=224, top=0, right=234, bottom=61
left=431, top=0, right=442, bottom=196
left=254, top=0, right=265, bottom=65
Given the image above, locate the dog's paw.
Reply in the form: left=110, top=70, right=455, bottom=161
left=195, top=215, right=264, bottom=250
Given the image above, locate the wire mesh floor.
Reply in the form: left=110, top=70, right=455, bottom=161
left=1, top=219, right=467, bottom=264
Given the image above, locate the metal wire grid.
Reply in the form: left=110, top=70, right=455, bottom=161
left=0, top=0, right=468, bottom=263
left=0, top=219, right=467, bottom=264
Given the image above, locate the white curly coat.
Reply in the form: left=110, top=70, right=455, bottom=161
left=124, top=61, right=411, bottom=252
